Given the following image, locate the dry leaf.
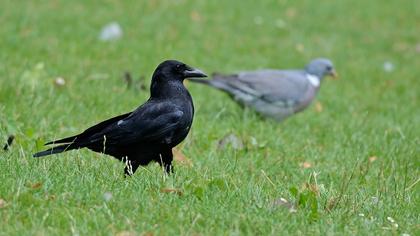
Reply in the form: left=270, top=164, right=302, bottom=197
left=45, top=194, right=56, bottom=201
left=173, top=148, right=192, bottom=166
left=161, top=188, right=183, bottom=196
left=369, top=156, right=377, bottom=162
left=299, top=161, right=312, bottom=169
left=31, top=182, right=43, bottom=189
left=0, top=199, right=7, bottom=208
left=315, top=101, right=323, bottom=113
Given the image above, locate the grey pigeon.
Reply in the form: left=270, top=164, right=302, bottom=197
left=188, top=58, right=337, bottom=122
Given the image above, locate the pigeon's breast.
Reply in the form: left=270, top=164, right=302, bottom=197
left=294, top=86, right=318, bottom=112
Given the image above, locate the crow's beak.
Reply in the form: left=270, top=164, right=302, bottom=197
left=329, top=69, right=338, bottom=80
left=183, top=68, right=207, bottom=78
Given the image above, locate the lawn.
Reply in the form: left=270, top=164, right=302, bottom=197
left=0, top=0, right=419, bottom=235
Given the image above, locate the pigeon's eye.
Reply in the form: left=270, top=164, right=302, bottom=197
left=326, top=66, right=332, bottom=71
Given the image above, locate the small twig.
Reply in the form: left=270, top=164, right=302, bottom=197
left=123, top=72, right=133, bottom=89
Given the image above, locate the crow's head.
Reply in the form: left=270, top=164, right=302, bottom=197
left=153, top=60, right=207, bottom=82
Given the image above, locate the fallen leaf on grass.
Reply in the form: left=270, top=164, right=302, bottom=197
left=315, top=101, right=323, bottom=113
left=0, top=199, right=7, bottom=208
left=30, top=182, right=43, bottom=189
left=45, top=194, right=56, bottom=201
left=218, top=133, right=244, bottom=150
left=23, top=181, right=44, bottom=190
left=299, top=161, right=312, bottom=169
left=160, top=188, right=183, bottom=196
left=173, top=148, right=192, bottom=166
left=369, top=156, right=377, bottom=162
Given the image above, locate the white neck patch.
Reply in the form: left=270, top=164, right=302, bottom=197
left=306, top=74, right=320, bottom=87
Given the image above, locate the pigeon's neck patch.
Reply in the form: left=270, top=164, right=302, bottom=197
left=306, top=74, right=320, bottom=87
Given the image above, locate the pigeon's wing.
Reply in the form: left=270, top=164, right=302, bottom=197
left=234, top=70, right=310, bottom=103
left=86, top=101, right=185, bottom=146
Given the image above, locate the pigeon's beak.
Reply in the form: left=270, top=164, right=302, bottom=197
left=183, top=68, right=207, bottom=78
left=329, top=69, right=338, bottom=80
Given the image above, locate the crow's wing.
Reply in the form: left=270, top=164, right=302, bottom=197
left=45, top=112, right=132, bottom=145
left=85, top=101, right=185, bottom=146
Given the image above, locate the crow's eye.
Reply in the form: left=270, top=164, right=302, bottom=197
left=176, top=64, right=181, bottom=69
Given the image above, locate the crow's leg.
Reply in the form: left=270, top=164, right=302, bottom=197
left=158, top=148, right=174, bottom=174
left=123, top=157, right=141, bottom=177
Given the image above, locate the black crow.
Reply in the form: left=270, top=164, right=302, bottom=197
left=33, top=60, right=207, bottom=176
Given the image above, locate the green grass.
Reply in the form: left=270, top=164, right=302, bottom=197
left=1, top=0, right=419, bottom=235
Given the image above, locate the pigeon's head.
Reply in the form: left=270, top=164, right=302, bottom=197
left=305, top=58, right=337, bottom=79
left=153, top=60, right=207, bottom=82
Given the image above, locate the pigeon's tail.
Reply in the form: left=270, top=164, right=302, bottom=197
left=33, top=144, right=77, bottom=158
left=187, top=77, right=213, bottom=85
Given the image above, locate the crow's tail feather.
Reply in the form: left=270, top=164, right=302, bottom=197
left=33, top=144, right=76, bottom=158
left=44, top=136, right=78, bottom=145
